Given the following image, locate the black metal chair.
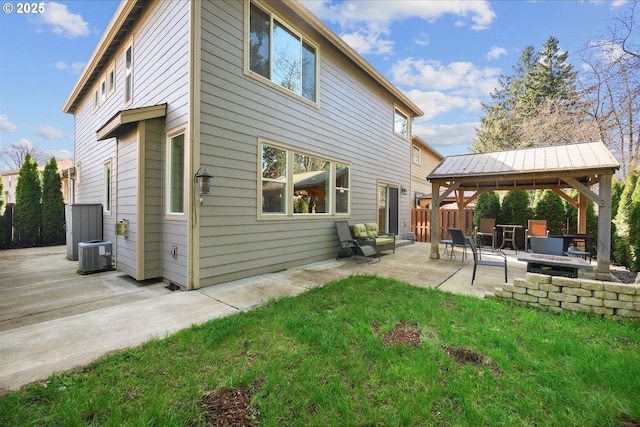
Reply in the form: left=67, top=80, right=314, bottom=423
left=448, top=228, right=470, bottom=262
left=467, top=235, right=507, bottom=286
left=335, top=221, right=380, bottom=263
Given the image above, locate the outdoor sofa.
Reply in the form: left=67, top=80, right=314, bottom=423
left=351, top=223, right=396, bottom=254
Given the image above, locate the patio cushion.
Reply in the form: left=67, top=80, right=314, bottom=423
left=375, top=237, right=394, bottom=246
left=364, top=223, right=379, bottom=238
left=352, top=223, right=368, bottom=238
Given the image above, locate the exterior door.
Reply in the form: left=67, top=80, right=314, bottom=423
left=378, top=184, right=399, bottom=235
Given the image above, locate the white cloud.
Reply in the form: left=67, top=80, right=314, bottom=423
left=390, top=57, right=501, bottom=96
left=487, top=46, right=507, bottom=60
left=37, top=125, right=65, bottom=139
left=48, top=149, right=73, bottom=162
left=303, top=0, right=495, bottom=55
left=405, top=89, right=480, bottom=121
left=56, top=61, right=86, bottom=74
left=412, top=121, right=478, bottom=151
left=414, top=32, right=430, bottom=47
left=31, top=2, right=89, bottom=38
left=0, top=114, right=18, bottom=132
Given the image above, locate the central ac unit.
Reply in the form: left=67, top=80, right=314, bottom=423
left=78, top=240, right=113, bottom=274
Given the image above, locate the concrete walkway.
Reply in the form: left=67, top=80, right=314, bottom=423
left=0, top=243, right=527, bottom=393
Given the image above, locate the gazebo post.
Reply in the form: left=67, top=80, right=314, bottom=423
left=577, top=192, right=587, bottom=234
left=456, top=190, right=466, bottom=235
left=596, top=174, right=613, bottom=280
left=430, top=182, right=441, bottom=259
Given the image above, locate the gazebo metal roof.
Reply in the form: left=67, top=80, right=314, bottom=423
left=428, top=141, right=619, bottom=190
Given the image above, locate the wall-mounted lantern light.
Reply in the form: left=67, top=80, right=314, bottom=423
left=195, top=168, right=214, bottom=195
left=401, top=186, right=408, bottom=195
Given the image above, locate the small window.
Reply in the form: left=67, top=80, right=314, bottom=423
left=93, top=90, right=99, bottom=110
left=103, top=160, right=111, bottom=213
left=107, top=65, right=115, bottom=96
left=249, top=2, right=317, bottom=102
left=412, top=145, right=421, bottom=165
left=124, top=44, right=133, bottom=104
left=394, top=108, right=409, bottom=139
left=261, top=144, right=287, bottom=214
left=168, top=132, right=185, bottom=215
left=100, top=77, right=107, bottom=104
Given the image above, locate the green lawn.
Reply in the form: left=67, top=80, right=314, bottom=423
left=1, top=275, right=639, bottom=426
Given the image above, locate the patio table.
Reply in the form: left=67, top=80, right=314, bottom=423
left=496, top=224, right=522, bottom=253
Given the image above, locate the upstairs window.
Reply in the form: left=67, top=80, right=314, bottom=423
left=412, top=145, right=421, bottom=165
left=124, top=44, right=133, bottom=104
left=394, top=107, right=409, bottom=139
left=107, top=65, right=115, bottom=96
left=249, top=2, right=317, bottom=102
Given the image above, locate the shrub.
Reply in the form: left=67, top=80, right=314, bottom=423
left=534, top=189, right=566, bottom=236
left=629, top=171, right=640, bottom=272
left=14, top=153, right=42, bottom=246
left=41, top=158, right=65, bottom=245
left=473, top=191, right=501, bottom=228
left=613, top=170, right=638, bottom=268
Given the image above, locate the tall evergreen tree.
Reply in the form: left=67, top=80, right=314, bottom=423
left=628, top=170, right=640, bottom=272
left=473, top=37, right=585, bottom=152
left=14, top=153, right=42, bottom=246
left=473, top=191, right=501, bottom=228
left=613, top=169, right=638, bottom=267
left=42, top=158, right=65, bottom=245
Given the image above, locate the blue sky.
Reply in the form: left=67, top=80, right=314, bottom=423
left=0, top=0, right=632, bottom=173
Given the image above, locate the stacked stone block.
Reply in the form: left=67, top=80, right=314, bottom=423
left=494, top=273, right=640, bottom=320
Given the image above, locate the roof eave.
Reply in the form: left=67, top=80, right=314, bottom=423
left=62, top=0, right=141, bottom=114
left=286, top=1, right=423, bottom=118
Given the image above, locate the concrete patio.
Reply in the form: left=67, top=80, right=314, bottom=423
left=0, top=242, right=529, bottom=393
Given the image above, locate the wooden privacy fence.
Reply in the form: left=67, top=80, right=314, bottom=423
left=411, top=208, right=474, bottom=242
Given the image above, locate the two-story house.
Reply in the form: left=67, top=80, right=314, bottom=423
left=63, top=0, right=423, bottom=290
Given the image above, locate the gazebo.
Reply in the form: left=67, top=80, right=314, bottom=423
left=427, top=141, right=620, bottom=280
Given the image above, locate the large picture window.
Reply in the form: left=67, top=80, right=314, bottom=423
left=260, top=141, right=350, bottom=218
left=249, top=2, right=317, bottom=102
left=168, top=132, right=185, bottom=215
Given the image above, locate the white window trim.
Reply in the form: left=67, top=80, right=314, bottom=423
left=123, top=41, right=134, bottom=106
left=412, top=144, right=421, bottom=165
left=394, top=106, right=410, bottom=140
left=103, top=160, right=112, bottom=215
left=257, top=138, right=350, bottom=220
left=165, top=126, right=189, bottom=221
left=244, top=0, right=320, bottom=108
left=107, top=63, right=115, bottom=96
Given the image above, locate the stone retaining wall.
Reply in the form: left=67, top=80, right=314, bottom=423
left=494, top=273, right=640, bottom=321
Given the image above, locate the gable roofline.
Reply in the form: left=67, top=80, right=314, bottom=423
left=284, top=1, right=423, bottom=118
left=62, top=0, right=147, bottom=114
left=63, top=0, right=423, bottom=118
left=412, top=135, right=444, bottom=160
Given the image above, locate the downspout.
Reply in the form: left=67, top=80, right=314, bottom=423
left=187, top=0, right=202, bottom=290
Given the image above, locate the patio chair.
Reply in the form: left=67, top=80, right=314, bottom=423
left=335, top=221, right=380, bottom=263
left=467, top=236, right=507, bottom=286
left=475, top=218, right=496, bottom=251
left=448, top=228, right=470, bottom=262
left=525, top=220, right=549, bottom=251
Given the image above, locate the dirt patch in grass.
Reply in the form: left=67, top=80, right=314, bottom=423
left=622, top=413, right=640, bottom=427
left=373, top=320, right=422, bottom=347
left=201, top=380, right=263, bottom=427
left=444, top=346, right=502, bottom=375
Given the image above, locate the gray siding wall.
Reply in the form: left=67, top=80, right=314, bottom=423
left=115, top=130, right=138, bottom=277
left=142, top=118, right=164, bottom=279
left=71, top=1, right=191, bottom=285
left=197, top=0, right=412, bottom=286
